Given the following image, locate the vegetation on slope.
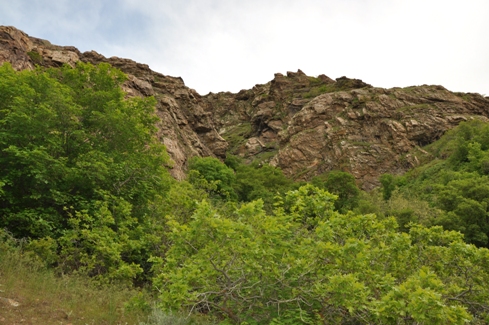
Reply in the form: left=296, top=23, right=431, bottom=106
left=377, top=120, right=489, bottom=248
left=1, top=62, right=489, bottom=324
left=0, top=62, right=171, bottom=285
left=0, top=231, right=149, bottom=324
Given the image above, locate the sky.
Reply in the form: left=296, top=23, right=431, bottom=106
left=1, top=0, right=488, bottom=96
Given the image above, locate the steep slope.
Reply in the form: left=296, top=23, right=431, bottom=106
left=2, top=26, right=489, bottom=188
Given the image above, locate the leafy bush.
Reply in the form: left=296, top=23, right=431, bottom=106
left=393, top=120, right=489, bottom=247
left=311, top=170, right=360, bottom=212
left=226, top=156, right=295, bottom=211
left=188, top=156, right=237, bottom=201
left=0, top=230, right=150, bottom=324
left=152, top=185, right=489, bottom=324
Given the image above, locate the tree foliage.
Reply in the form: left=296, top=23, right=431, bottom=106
left=390, top=120, right=489, bottom=247
left=188, top=155, right=296, bottom=210
left=311, top=170, right=360, bottom=212
left=188, top=156, right=237, bottom=201
left=0, top=62, right=170, bottom=282
left=4, top=62, right=489, bottom=323
left=227, top=155, right=295, bottom=210
left=153, top=185, right=489, bottom=324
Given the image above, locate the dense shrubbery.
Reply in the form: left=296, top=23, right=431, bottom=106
left=1, top=62, right=489, bottom=323
left=379, top=120, right=489, bottom=248
left=0, top=62, right=170, bottom=283
left=151, top=184, right=489, bottom=324
left=188, top=155, right=296, bottom=212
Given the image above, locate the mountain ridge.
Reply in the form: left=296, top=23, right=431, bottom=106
left=2, top=25, right=489, bottom=189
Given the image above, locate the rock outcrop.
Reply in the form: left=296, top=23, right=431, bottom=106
left=2, top=26, right=489, bottom=188
left=200, top=72, right=489, bottom=189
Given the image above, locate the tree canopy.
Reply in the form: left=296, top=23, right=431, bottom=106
left=153, top=185, right=489, bottom=324
left=0, top=62, right=170, bottom=282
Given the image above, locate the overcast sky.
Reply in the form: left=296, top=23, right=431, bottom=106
left=1, top=0, right=488, bottom=96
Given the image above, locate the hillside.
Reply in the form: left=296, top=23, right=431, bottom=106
left=3, top=25, right=489, bottom=324
left=1, top=25, right=489, bottom=189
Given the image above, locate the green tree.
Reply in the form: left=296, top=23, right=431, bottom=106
left=225, top=155, right=295, bottom=210
left=433, top=177, right=489, bottom=247
left=188, top=156, right=237, bottom=201
left=311, top=170, right=360, bottom=212
left=0, top=62, right=170, bottom=282
left=392, top=121, right=489, bottom=247
left=380, top=173, right=397, bottom=201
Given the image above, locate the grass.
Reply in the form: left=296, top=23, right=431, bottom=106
left=350, top=141, right=372, bottom=148
left=302, top=84, right=337, bottom=98
left=221, top=122, right=252, bottom=153
left=402, top=86, right=418, bottom=93
left=139, top=308, right=217, bottom=325
left=454, top=92, right=472, bottom=102
left=307, top=76, right=324, bottom=86
left=0, top=240, right=149, bottom=325
left=0, top=231, right=219, bottom=325
left=253, top=148, right=278, bottom=163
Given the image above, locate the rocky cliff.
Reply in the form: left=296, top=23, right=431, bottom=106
left=2, top=26, right=489, bottom=189
left=205, top=72, right=489, bottom=189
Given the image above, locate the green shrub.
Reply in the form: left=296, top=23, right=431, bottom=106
left=152, top=186, right=487, bottom=324
left=188, top=156, right=237, bottom=201
left=27, top=50, right=43, bottom=63
left=311, top=170, right=360, bottom=213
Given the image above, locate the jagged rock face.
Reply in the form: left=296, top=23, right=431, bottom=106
left=202, top=72, right=489, bottom=189
left=2, top=26, right=489, bottom=188
left=273, top=86, right=489, bottom=189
